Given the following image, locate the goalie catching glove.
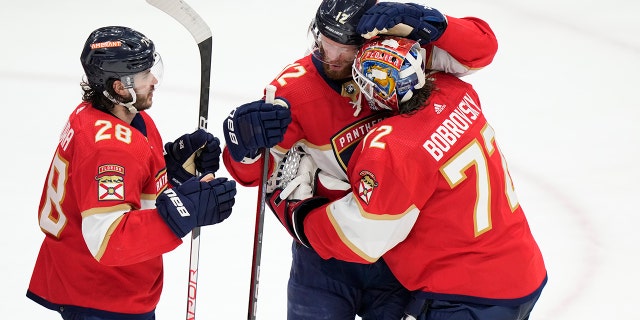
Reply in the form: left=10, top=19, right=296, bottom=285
left=356, top=2, right=448, bottom=44
left=164, top=129, right=221, bottom=186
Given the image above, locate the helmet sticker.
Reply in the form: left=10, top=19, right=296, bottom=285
left=90, top=41, right=122, bottom=50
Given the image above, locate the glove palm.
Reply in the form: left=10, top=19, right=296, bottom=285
left=165, top=129, right=221, bottom=186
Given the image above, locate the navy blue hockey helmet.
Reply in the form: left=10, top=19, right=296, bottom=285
left=312, top=0, right=377, bottom=46
left=80, top=26, right=157, bottom=90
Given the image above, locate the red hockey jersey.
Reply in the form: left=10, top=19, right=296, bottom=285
left=223, top=17, right=498, bottom=186
left=27, top=102, right=182, bottom=314
left=304, top=72, right=547, bottom=303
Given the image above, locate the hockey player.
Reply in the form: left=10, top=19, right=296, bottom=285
left=27, top=26, right=237, bottom=320
left=222, top=0, right=498, bottom=318
left=269, top=36, right=547, bottom=320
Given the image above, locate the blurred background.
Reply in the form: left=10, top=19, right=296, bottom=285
left=1, top=0, right=638, bottom=318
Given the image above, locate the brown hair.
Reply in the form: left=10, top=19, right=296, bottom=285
left=398, top=79, right=435, bottom=115
left=80, top=78, right=124, bottom=112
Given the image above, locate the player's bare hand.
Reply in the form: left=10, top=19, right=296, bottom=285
left=200, top=173, right=215, bottom=182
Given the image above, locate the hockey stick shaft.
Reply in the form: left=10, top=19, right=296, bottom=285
left=145, top=1, right=212, bottom=319
left=247, top=85, right=277, bottom=320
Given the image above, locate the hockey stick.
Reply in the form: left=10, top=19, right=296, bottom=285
left=145, top=1, right=212, bottom=319
left=247, top=85, right=277, bottom=320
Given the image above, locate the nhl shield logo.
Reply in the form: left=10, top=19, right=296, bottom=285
left=96, top=164, right=125, bottom=201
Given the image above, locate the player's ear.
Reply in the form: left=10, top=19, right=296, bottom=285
left=112, top=80, right=127, bottom=96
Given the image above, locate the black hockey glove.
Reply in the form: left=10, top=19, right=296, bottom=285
left=267, top=188, right=329, bottom=247
left=156, top=175, right=236, bottom=238
left=164, top=129, right=221, bottom=186
left=222, top=97, right=291, bottom=162
left=357, top=2, right=448, bottom=44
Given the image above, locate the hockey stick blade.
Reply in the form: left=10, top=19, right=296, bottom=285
left=146, top=1, right=212, bottom=319
left=146, top=0, right=212, bottom=131
left=146, top=0, right=211, bottom=44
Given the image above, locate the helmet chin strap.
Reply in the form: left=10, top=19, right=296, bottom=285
left=102, top=88, right=138, bottom=114
left=123, top=88, right=138, bottom=114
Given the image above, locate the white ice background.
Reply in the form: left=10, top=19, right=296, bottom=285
left=1, top=0, right=639, bottom=319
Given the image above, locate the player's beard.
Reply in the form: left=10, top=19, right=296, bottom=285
left=132, top=88, right=154, bottom=111
left=322, top=62, right=352, bottom=81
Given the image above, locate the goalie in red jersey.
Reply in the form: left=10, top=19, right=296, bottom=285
left=223, top=0, right=500, bottom=318
left=27, top=26, right=237, bottom=320
left=269, top=36, right=547, bottom=320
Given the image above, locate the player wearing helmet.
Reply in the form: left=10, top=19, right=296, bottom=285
left=27, top=26, right=237, bottom=320
left=270, top=36, right=547, bottom=320
left=222, top=0, right=499, bottom=318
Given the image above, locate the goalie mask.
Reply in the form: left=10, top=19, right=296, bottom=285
left=352, top=36, right=426, bottom=111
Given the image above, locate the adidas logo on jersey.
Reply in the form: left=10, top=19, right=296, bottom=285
left=434, top=103, right=446, bottom=114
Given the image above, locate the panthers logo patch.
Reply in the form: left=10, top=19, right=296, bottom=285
left=95, top=164, right=125, bottom=201
left=358, top=170, right=378, bottom=205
